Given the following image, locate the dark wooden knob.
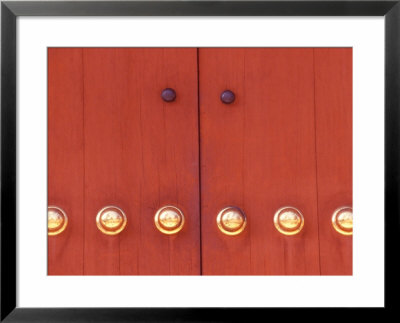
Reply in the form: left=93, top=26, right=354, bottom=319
left=220, top=90, right=235, bottom=104
left=161, top=88, right=176, bottom=102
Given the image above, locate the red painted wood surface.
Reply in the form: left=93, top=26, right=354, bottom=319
left=82, top=48, right=200, bottom=275
left=199, top=48, right=320, bottom=275
left=48, top=48, right=84, bottom=275
left=314, top=48, right=353, bottom=275
left=48, top=48, right=352, bottom=275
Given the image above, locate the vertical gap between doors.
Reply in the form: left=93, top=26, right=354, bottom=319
left=197, top=48, right=203, bottom=275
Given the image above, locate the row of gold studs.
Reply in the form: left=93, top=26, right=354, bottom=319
left=48, top=205, right=352, bottom=237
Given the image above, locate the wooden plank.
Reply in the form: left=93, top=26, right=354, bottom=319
left=48, top=48, right=84, bottom=275
left=199, top=48, right=320, bottom=275
left=83, top=48, right=200, bottom=275
left=314, top=48, right=353, bottom=275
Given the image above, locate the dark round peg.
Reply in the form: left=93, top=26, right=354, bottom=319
left=161, top=88, right=176, bottom=102
left=220, top=90, right=235, bottom=104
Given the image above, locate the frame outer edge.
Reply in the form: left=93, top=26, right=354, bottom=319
left=1, top=2, right=17, bottom=321
left=1, top=1, right=399, bottom=16
left=0, top=0, right=398, bottom=321
left=385, top=1, right=400, bottom=310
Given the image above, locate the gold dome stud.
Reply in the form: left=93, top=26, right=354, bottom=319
left=48, top=206, right=68, bottom=236
left=332, top=206, right=353, bottom=235
left=96, top=206, right=127, bottom=235
left=154, top=206, right=185, bottom=235
left=216, top=206, right=247, bottom=236
left=274, top=206, right=304, bottom=235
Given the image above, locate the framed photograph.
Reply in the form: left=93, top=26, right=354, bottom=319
left=1, top=0, right=398, bottom=320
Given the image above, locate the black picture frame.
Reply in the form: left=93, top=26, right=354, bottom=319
left=1, top=0, right=399, bottom=321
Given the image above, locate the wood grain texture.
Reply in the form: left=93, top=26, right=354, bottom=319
left=314, top=48, right=353, bottom=275
left=199, top=48, right=320, bottom=275
left=48, top=48, right=84, bottom=275
left=48, top=48, right=351, bottom=276
left=83, top=48, right=200, bottom=275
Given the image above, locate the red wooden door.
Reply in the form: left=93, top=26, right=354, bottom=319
left=48, top=48, right=200, bottom=275
left=49, top=47, right=352, bottom=275
left=198, top=48, right=352, bottom=275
